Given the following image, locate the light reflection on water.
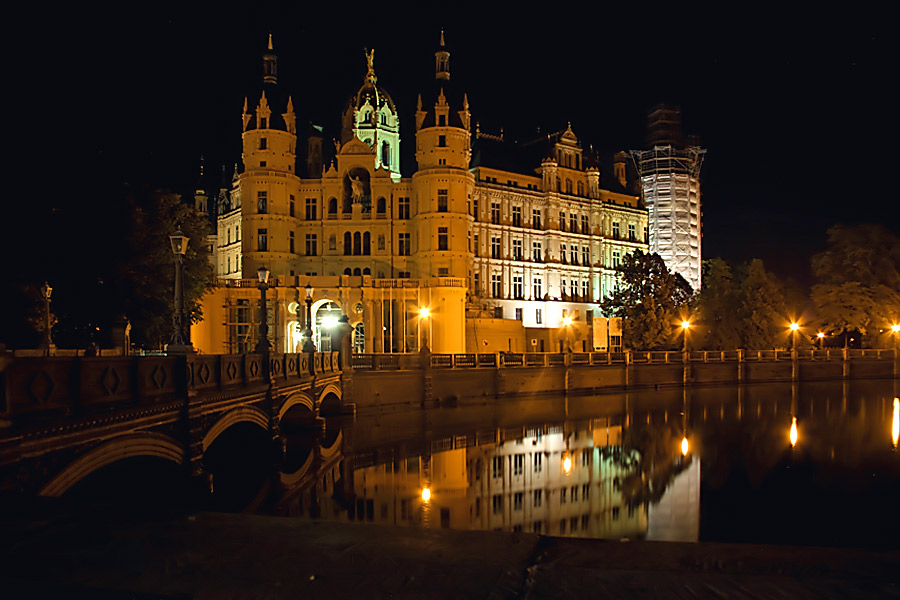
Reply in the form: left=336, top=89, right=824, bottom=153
left=295, top=379, right=900, bottom=548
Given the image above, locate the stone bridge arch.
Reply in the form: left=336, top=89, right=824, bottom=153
left=317, top=383, right=343, bottom=416
left=202, top=406, right=270, bottom=452
left=39, top=432, right=186, bottom=497
left=278, top=391, right=317, bottom=421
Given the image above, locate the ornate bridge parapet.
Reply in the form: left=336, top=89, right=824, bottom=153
left=0, top=351, right=345, bottom=499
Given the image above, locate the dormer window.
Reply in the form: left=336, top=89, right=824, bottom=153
left=438, top=135, right=446, bottom=147
left=260, top=117, right=267, bottom=129
left=260, top=137, right=267, bottom=150
left=439, top=114, right=446, bottom=126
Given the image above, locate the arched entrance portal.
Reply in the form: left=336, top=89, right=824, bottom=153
left=313, top=301, right=343, bottom=351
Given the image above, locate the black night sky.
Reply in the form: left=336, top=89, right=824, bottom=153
left=23, top=4, right=895, bottom=287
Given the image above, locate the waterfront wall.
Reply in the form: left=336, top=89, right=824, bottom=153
left=348, top=349, right=899, bottom=408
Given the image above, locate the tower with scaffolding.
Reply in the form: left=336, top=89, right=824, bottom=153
left=630, top=105, right=705, bottom=292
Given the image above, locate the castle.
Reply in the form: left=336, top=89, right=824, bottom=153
left=191, top=34, right=649, bottom=355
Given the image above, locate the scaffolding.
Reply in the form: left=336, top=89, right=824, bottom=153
left=630, top=144, right=705, bottom=292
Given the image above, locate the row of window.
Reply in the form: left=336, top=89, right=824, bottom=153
left=259, top=192, right=414, bottom=219
left=487, top=488, right=609, bottom=515
left=491, top=451, right=591, bottom=478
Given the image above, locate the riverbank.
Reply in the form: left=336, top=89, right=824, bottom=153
left=1, top=512, right=897, bottom=598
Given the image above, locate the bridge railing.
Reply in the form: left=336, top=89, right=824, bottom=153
left=346, top=348, right=899, bottom=371
left=0, top=351, right=343, bottom=421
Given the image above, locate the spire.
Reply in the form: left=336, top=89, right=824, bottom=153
left=435, top=30, right=450, bottom=81
left=263, top=34, right=277, bottom=84
left=364, top=48, right=377, bottom=84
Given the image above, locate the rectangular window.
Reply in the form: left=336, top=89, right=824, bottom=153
left=289, top=195, right=295, bottom=217
left=514, top=454, right=524, bottom=476
left=512, top=275, right=523, bottom=299
left=492, top=456, right=503, bottom=478
left=515, top=307, right=523, bottom=321
left=398, top=197, right=410, bottom=219
left=582, top=246, right=589, bottom=266
left=534, top=452, right=542, bottom=472
left=398, top=233, right=411, bottom=256
left=492, top=495, right=502, bottom=515
left=582, top=483, right=590, bottom=501
left=532, top=209, right=542, bottom=229
left=561, top=279, right=567, bottom=297
left=612, top=506, right=620, bottom=521
left=560, top=487, right=567, bottom=504
left=628, top=223, right=636, bottom=241
left=571, top=485, right=578, bottom=502
left=582, top=280, right=589, bottom=300
left=612, top=222, right=620, bottom=239
left=494, top=306, right=503, bottom=319
left=491, top=237, right=501, bottom=259
left=305, top=234, right=317, bottom=256
left=560, top=519, right=566, bottom=534
left=491, top=203, right=500, bottom=224
left=534, top=521, right=543, bottom=534
left=289, top=231, right=295, bottom=253
left=536, top=308, right=542, bottom=324
left=513, top=492, right=523, bottom=511
left=582, top=515, right=589, bottom=530
left=473, top=199, right=478, bottom=221
left=257, top=191, right=267, bottom=214
left=438, top=134, right=446, bottom=147
left=612, top=250, right=621, bottom=268
left=306, top=198, right=317, bottom=220
left=260, top=137, right=267, bottom=150
left=560, top=243, right=567, bottom=263
left=581, top=215, right=589, bottom=234
left=570, top=213, right=578, bottom=232
left=512, top=239, right=522, bottom=260
left=491, top=274, right=502, bottom=298
left=532, top=241, right=542, bottom=262
left=473, top=272, right=480, bottom=294
left=512, top=206, right=521, bottom=227
left=570, top=246, right=577, bottom=265
left=257, top=228, right=267, bottom=251
left=474, top=234, right=479, bottom=257
left=559, top=211, right=566, bottom=231
left=438, top=189, right=448, bottom=212
left=438, top=227, right=448, bottom=250
left=582, top=450, right=590, bottom=466
left=534, top=489, right=542, bottom=508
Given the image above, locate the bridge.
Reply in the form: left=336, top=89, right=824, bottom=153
left=0, top=350, right=349, bottom=513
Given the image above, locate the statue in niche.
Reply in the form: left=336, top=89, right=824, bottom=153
left=350, top=175, right=365, bottom=203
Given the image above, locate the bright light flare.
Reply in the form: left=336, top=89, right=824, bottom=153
left=892, top=324, right=900, bottom=333
left=817, top=332, right=825, bottom=339
left=892, top=398, right=899, bottom=448
left=562, top=455, right=572, bottom=474
left=562, top=316, right=572, bottom=326
left=790, top=323, right=800, bottom=331
left=681, top=436, right=689, bottom=456
left=419, top=307, right=430, bottom=318
left=681, top=321, right=691, bottom=330
left=790, top=416, right=798, bottom=447
left=421, top=487, right=431, bottom=502
left=321, top=316, right=338, bottom=328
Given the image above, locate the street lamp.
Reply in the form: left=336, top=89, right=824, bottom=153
left=817, top=332, right=825, bottom=350
left=40, top=282, right=55, bottom=355
left=789, top=322, right=800, bottom=352
left=891, top=324, right=900, bottom=350
left=167, top=231, right=192, bottom=354
left=681, top=320, right=691, bottom=353
left=419, top=306, right=430, bottom=351
left=255, top=266, right=271, bottom=353
left=302, top=283, right=315, bottom=353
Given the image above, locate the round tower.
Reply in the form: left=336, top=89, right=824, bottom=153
left=240, top=35, right=300, bottom=279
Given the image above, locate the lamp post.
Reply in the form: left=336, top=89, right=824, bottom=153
left=681, top=320, right=691, bottom=353
left=419, top=306, right=430, bottom=351
left=167, top=231, right=192, bottom=354
left=302, top=283, right=315, bottom=353
left=892, top=324, right=900, bottom=350
left=790, top=322, right=800, bottom=352
left=817, top=331, right=825, bottom=350
left=40, top=282, right=55, bottom=355
left=255, top=266, right=271, bottom=353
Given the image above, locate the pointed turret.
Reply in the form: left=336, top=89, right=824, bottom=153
left=263, top=33, right=277, bottom=84
left=435, top=29, right=450, bottom=81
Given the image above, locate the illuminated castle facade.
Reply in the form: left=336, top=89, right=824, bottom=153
left=193, top=35, right=648, bottom=355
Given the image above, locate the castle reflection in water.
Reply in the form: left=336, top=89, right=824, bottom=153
left=314, top=420, right=699, bottom=542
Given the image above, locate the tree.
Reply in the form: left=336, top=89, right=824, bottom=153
left=114, top=186, right=214, bottom=349
left=737, top=259, right=788, bottom=349
left=811, top=224, right=900, bottom=345
left=695, top=258, right=742, bottom=350
left=601, top=250, right=693, bottom=350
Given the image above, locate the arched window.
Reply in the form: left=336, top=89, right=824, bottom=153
left=343, top=268, right=352, bottom=275
left=556, top=177, right=561, bottom=191
left=577, top=181, right=584, bottom=196
left=566, top=179, right=573, bottom=194
left=343, top=232, right=352, bottom=255
left=363, top=267, right=371, bottom=275
left=381, top=142, right=390, bottom=167
left=377, top=197, right=386, bottom=214
left=353, top=231, right=362, bottom=255
left=363, top=232, right=371, bottom=255
left=353, top=268, right=362, bottom=276
left=328, top=197, right=337, bottom=214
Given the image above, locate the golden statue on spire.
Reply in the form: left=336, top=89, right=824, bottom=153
left=365, top=48, right=376, bottom=83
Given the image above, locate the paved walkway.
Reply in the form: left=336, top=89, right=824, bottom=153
left=2, top=512, right=898, bottom=598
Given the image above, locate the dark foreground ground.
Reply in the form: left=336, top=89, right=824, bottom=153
left=1, top=512, right=898, bottom=599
